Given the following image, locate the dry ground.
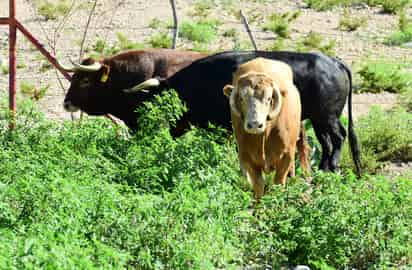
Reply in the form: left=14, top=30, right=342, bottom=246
left=0, top=0, right=411, bottom=175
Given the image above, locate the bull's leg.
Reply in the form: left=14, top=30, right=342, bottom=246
left=328, top=119, right=347, bottom=171
left=244, top=165, right=265, bottom=201
left=312, top=123, right=333, bottom=171
left=297, top=122, right=311, bottom=175
left=274, top=153, right=293, bottom=185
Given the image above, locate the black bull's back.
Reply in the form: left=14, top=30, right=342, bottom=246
left=154, top=50, right=361, bottom=174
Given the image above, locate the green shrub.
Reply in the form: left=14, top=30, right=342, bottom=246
left=180, top=21, right=218, bottom=43
left=399, top=87, right=412, bottom=111
left=20, top=81, right=49, bottom=101
left=262, top=11, right=300, bottom=38
left=338, top=8, right=367, bottom=31
left=381, top=0, right=410, bottom=14
left=385, top=11, right=412, bottom=46
left=0, top=94, right=411, bottom=269
left=87, top=33, right=145, bottom=58
left=35, top=0, right=71, bottom=20
left=340, top=106, right=412, bottom=173
left=296, top=31, right=336, bottom=56
left=303, top=0, right=352, bottom=11
left=242, top=171, right=412, bottom=269
left=358, top=60, right=412, bottom=93
left=148, top=32, right=172, bottom=48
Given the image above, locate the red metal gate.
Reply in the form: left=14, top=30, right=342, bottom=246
left=0, top=0, right=72, bottom=129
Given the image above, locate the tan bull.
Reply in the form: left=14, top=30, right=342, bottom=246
left=223, top=58, right=310, bottom=201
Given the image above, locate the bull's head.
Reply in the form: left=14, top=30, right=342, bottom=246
left=61, top=58, right=110, bottom=115
left=223, top=72, right=283, bottom=134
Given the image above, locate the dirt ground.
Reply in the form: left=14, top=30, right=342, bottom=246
left=0, top=0, right=411, bottom=176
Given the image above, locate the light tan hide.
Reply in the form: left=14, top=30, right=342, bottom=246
left=223, top=58, right=309, bottom=201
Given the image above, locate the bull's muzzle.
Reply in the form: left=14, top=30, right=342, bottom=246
left=245, top=120, right=265, bottom=134
left=63, top=100, right=80, bottom=112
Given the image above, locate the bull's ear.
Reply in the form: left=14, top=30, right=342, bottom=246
left=223, top=84, right=234, bottom=97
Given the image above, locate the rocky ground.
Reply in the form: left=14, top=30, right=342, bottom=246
left=0, top=0, right=411, bottom=176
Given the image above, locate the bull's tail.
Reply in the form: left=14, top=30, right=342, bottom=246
left=340, top=60, right=362, bottom=176
left=297, top=123, right=311, bottom=176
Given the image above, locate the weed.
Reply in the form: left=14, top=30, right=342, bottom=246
left=385, top=11, right=412, bottom=46
left=0, top=94, right=411, bottom=269
left=338, top=8, right=367, bottom=31
left=191, top=0, right=214, bottom=17
left=399, top=86, right=412, bottom=111
left=20, top=81, right=49, bottom=101
left=340, top=106, right=412, bottom=172
left=35, top=0, right=71, bottom=20
left=87, top=33, right=145, bottom=58
left=180, top=21, right=218, bottom=43
left=296, top=31, right=336, bottom=56
left=263, top=11, right=300, bottom=38
left=148, top=18, right=163, bottom=29
left=357, top=60, right=412, bottom=93
left=223, top=28, right=238, bottom=38
left=1, top=65, right=8, bottom=75
left=381, top=0, right=410, bottom=14
left=148, top=32, right=172, bottom=48
left=266, top=38, right=286, bottom=51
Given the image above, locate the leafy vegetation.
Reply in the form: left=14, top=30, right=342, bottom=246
left=19, top=81, right=49, bottom=101
left=338, top=8, right=367, bottom=31
left=0, top=93, right=411, bottom=269
left=148, top=32, right=172, bottom=49
left=87, top=32, right=145, bottom=58
left=262, top=11, right=300, bottom=38
left=340, top=106, right=412, bottom=173
left=385, top=11, right=412, bottom=46
left=296, top=31, right=337, bottom=56
left=180, top=20, right=218, bottom=43
left=357, top=60, right=412, bottom=93
left=35, top=0, right=71, bottom=20
left=303, top=0, right=409, bottom=13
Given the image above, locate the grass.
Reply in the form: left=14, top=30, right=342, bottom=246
left=35, top=0, right=71, bottom=20
left=338, top=8, right=367, bottom=31
left=296, top=31, right=337, bottom=56
left=180, top=20, right=218, bottom=43
left=385, top=11, right=412, bottom=46
left=357, top=60, right=412, bottom=93
left=303, top=0, right=409, bottom=13
left=0, top=93, right=411, bottom=269
left=262, top=11, right=300, bottom=38
left=148, top=32, right=172, bottom=49
left=87, top=32, right=145, bottom=58
left=340, top=106, right=412, bottom=173
left=19, top=81, right=49, bottom=101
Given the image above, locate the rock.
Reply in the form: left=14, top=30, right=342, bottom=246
left=291, top=266, right=310, bottom=270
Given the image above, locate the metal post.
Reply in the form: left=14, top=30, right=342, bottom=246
left=9, top=0, right=17, bottom=129
left=170, top=0, right=178, bottom=49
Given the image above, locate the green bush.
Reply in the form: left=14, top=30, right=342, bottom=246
left=35, top=0, right=71, bottom=20
left=340, top=106, right=412, bottom=173
left=180, top=21, right=218, bottom=43
left=357, top=60, right=412, bottom=93
left=385, top=11, right=412, bottom=46
left=381, top=0, right=410, bottom=14
left=338, top=8, right=367, bottom=31
left=262, top=11, right=300, bottom=38
left=0, top=94, right=411, bottom=269
left=296, top=31, right=336, bottom=56
left=399, top=87, right=412, bottom=111
left=148, top=32, right=172, bottom=48
left=87, top=32, right=145, bottom=58
left=304, top=0, right=409, bottom=13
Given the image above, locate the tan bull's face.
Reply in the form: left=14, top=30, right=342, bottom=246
left=223, top=73, right=282, bottom=134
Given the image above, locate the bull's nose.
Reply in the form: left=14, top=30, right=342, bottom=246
left=63, top=100, right=79, bottom=112
left=247, top=121, right=263, bottom=129
left=245, top=121, right=265, bottom=134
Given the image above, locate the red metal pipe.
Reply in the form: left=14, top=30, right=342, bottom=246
left=0, top=17, right=10, bottom=24
left=14, top=20, right=72, bottom=81
left=9, top=0, right=17, bottom=129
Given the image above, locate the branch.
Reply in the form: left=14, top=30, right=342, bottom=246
left=78, top=0, right=99, bottom=62
left=240, top=9, right=258, bottom=50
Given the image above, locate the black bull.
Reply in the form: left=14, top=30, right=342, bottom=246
left=65, top=50, right=362, bottom=174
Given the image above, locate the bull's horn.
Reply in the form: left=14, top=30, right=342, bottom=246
left=58, top=61, right=76, bottom=72
left=268, top=85, right=282, bottom=120
left=124, top=78, right=160, bottom=93
left=58, top=60, right=102, bottom=72
left=71, top=61, right=102, bottom=72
